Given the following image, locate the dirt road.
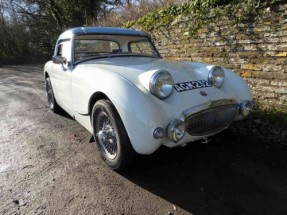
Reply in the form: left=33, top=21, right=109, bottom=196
left=1, top=65, right=287, bottom=215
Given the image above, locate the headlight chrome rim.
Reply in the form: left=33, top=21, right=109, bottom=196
left=208, top=66, right=225, bottom=88
left=240, top=100, right=253, bottom=117
left=167, top=119, right=185, bottom=143
left=150, top=70, right=174, bottom=99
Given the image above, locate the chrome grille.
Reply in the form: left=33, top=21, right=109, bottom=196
left=185, top=105, right=238, bottom=136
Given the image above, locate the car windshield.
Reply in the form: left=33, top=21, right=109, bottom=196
left=74, top=35, right=160, bottom=63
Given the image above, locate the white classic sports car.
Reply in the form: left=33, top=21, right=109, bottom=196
left=44, top=27, right=253, bottom=170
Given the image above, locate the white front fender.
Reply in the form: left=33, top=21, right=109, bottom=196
left=72, top=69, right=164, bottom=154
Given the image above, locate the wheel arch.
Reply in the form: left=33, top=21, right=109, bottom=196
left=85, top=79, right=163, bottom=155
left=88, top=91, right=110, bottom=115
left=44, top=71, right=49, bottom=79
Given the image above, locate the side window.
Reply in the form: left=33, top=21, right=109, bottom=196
left=56, top=44, right=63, bottom=56
left=56, top=41, right=71, bottom=61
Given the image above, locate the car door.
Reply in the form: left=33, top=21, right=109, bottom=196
left=52, top=40, right=73, bottom=112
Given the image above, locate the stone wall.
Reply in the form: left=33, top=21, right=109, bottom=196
left=148, top=3, right=287, bottom=109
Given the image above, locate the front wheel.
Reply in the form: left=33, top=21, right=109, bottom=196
left=92, top=100, right=137, bottom=171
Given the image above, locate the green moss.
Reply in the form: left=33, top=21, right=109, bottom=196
left=253, top=108, right=287, bottom=126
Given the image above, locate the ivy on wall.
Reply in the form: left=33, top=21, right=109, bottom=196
left=125, top=0, right=282, bottom=35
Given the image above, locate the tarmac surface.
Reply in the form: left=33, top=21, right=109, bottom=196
left=1, top=65, right=287, bottom=215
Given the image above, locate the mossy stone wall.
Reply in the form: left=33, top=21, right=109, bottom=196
left=144, top=3, right=287, bottom=109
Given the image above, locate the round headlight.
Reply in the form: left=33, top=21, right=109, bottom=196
left=167, top=119, right=185, bottom=143
left=240, top=100, right=253, bottom=117
left=150, top=70, right=174, bottom=99
left=208, top=66, right=225, bottom=88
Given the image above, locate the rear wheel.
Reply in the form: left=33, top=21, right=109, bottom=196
left=92, top=99, right=137, bottom=170
left=45, top=77, right=60, bottom=113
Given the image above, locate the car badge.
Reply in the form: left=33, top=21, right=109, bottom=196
left=200, top=91, right=207, bottom=96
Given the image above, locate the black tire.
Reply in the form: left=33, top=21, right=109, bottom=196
left=45, top=77, right=60, bottom=113
left=92, top=99, right=137, bottom=171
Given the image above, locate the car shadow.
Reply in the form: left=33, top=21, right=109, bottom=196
left=54, top=106, right=75, bottom=120
left=121, top=130, right=287, bottom=215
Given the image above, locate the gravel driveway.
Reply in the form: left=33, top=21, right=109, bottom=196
left=1, top=65, right=287, bottom=215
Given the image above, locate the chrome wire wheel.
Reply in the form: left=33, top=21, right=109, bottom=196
left=92, top=100, right=137, bottom=170
left=45, top=77, right=59, bottom=113
left=46, top=79, right=54, bottom=109
left=96, top=111, right=119, bottom=160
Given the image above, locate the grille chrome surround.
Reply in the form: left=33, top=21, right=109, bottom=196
left=181, top=100, right=238, bottom=136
